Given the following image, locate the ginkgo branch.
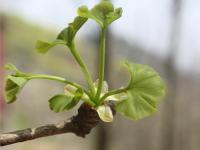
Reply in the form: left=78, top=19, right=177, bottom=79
left=0, top=104, right=101, bottom=147
left=2, top=1, right=166, bottom=146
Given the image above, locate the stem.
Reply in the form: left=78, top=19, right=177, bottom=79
left=70, top=43, right=95, bottom=98
left=99, top=87, right=129, bottom=104
left=27, top=74, right=92, bottom=99
left=95, top=27, right=107, bottom=101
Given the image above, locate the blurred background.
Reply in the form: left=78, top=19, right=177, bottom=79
left=0, top=0, right=200, bottom=150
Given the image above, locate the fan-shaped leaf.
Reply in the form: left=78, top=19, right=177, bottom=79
left=36, top=40, right=66, bottom=54
left=36, top=16, right=87, bottom=54
left=115, top=61, right=165, bottom=120
left=78, top=1, right=122, bottom=27
left=49, top=89, right=83, bottom=112
left=57, top=16, right=87, bottom=47
left=5, top=76, right=28, bottom=103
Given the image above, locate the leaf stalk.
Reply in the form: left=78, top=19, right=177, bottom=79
left=69, top=43, right=96, bottom=98
left=95, top=27, right=107, bottom=101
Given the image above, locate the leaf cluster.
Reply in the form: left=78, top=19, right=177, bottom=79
left=4, top=1, right=166, bottom=122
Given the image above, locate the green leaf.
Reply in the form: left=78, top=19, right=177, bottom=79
left=5, top=76, right=28, bottom=103
left=49, top=95, right=73, bottom=112
left=4, top=64, right=31, bottom=103
left=96, top=105, right=113, bottom=122
left=115, top=61, right=166, bottom=120
left=49, top=89, right=83, bottom=112
left=72, top=88, right=84, bottom=106
left=57, top=16, right=87, bottom=47
left=36, top=40, right=66, bottom=54
left=36, top=16, right=87, bottom=53
left=106, top=8, right=123, bottom=25
left=78, top=1, right=122, bottom=27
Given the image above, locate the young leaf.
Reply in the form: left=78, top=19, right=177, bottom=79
left=36, top=40, right=66, bottom=54
left=5, top=76, right=28, bottom=103
left=36, top=16, right=87, bottom=54
left=78, top=1, right=122, bottom=28
left=96, top=105, right=113, bottom=122
left=4, top=64, right=30, bottom=103
left=106, top=8, right=123, bottom=25
left=115, top=61, right=165, bottom=120
left=49, top=95, right=74, bottom=112
left=57, top=16, right=87, bottom=47
left=49, top=89, right=83, bottom=113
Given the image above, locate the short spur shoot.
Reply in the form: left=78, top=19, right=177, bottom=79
left=1, top=1, right=166, bottom=146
